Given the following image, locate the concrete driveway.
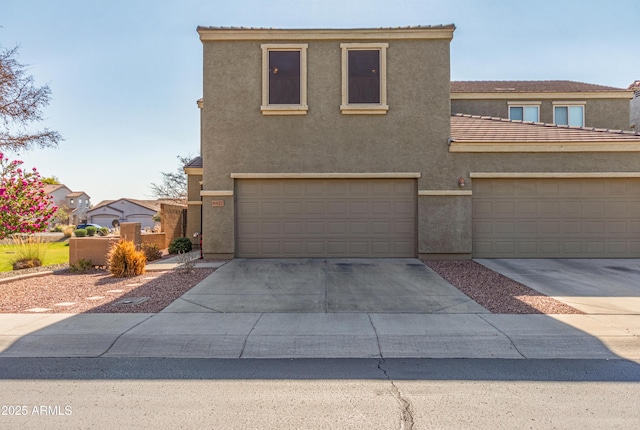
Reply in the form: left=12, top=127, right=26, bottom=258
left=477, top=259, right=640, bottom=314
left=162, top=259, right=488, bottom=314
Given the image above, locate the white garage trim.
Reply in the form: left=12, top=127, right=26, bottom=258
left=471, top=172, right=640, bottom=179
left=230, top=172, right=421, bottom=179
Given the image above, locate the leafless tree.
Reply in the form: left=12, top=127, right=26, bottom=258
left=149, top=154, right=193, bottom=203
left=0, top=46, right=62, bottom=152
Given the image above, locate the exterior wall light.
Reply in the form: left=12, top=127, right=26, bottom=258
left=458, top=177, right=466, bottom=188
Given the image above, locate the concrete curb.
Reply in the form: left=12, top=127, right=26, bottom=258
left=0, top=271, right=54, bottom=285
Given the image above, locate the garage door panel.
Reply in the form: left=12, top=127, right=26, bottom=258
left=473, top=178, right=640, bottom=258
left=236, top=179, right=416, bottom=257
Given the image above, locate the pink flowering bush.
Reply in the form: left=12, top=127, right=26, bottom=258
left=0, top=152, right=58, bottom=240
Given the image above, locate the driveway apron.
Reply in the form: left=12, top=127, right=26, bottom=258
left=162, top=259, right=488, bottom=314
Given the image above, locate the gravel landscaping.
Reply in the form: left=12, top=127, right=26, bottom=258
left=0, top=267, right=215, bottom=313
left=423, top=260, right=583, bottom=314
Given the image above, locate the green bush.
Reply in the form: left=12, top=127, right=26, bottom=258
left=86, top=226, right=97, bottom=236
left=141, top=243, right=162, bottom=261
left=107, top=240, right=146, bottom=277
left=69, top=258, right=93, bottom=273
left=74, top=228, right=87, bottom=237
left=97, top=227, right=109, bottom=236
left=51, top=225, right=64, bottom=233
left=168, top=237, right=192, bottom=254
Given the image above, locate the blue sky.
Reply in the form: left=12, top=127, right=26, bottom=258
left=2, top=0, right=638, bottom=204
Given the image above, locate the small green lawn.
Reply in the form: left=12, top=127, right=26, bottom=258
left=0, top=241, right=69, bottom=272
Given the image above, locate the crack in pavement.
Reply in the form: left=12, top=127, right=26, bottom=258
left=377, top=358, right=414, bottom=430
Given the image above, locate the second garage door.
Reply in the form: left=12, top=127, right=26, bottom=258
left=236, top=178, right=417, bottom=258
left=473, top=178, right=640, bottom=258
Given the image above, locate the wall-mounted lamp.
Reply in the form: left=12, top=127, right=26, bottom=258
left=458, top=177, right=466, bottom=188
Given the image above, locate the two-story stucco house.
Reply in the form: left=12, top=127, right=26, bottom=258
left=190, top=25, right=640, bottom=259
left=43, top=184, right=91, bottom=225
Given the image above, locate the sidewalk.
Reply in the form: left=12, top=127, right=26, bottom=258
left=1, top=311, right=639, bottom=360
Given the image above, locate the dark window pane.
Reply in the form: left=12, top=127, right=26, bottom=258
left=269, top=51, right=300, bottom=105
left=348, top=50, right=380, bottom=104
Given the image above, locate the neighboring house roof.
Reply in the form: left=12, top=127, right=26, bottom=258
left=450, top=114, right=640, bottom=152
left=87, top=198, right=183, bottom=215
left=628, top=80, right=640, bottom=90
left=184, top=156, right=203, bottom=169
left=67, top=191, right=90, bottom=198
left=451, top=80, right=627, bottom=93
left=42, top=184, right=68, bottom=194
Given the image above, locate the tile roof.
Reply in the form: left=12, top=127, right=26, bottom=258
left=451, top=80, right=627, bottom=93
left=42, top=184, right=66, bottom=193
left=451, top=114, right=640, bottom=143
left=67, top=191, right=89, bottom=198
left=628, top=80, right=640, bottom=90
left=184, top=156, right=203, bottom=169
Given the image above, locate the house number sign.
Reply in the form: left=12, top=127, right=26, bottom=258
left=211, top=200, right=225, bottom=207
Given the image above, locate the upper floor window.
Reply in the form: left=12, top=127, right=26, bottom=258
left=340, top=43, right=388, bottom=115
left=261, top=44, right=308, bottom=115
left=508, top=104, right=540, bottom=122
left=554, top=104, right=584, bottom=127
left=69, top=198, right=75, bottom=205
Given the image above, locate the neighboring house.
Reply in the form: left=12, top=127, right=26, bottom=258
left=451, top=80, right=634, bottom=130
left=630, top=80, right=640, bottom=130
left=43, top=184, right=91, bottom=225
left=86, top=198, right=164, bottom=230
left=189, top=25, right=640, bottom=259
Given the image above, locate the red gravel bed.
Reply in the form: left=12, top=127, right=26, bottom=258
left=0, top=268, right=215, bottom=314
left=423, top=260, right=583, bottom=314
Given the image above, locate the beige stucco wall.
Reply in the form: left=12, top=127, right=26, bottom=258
left=452, top=98, right=631, bottom=130
left=631, top=94, right=640, bottom=130
left=185, top=173, right=202, bottom=247
left=200, top=33, right=453, bottom=257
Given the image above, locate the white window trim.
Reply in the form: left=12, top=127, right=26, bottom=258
left=261, top=43, right=308, bottom=116
left=552, top=102, right=585, bottom=126
left=340, top=43, right=389, bottom=115
left=507, top=102, right=541, bottom=122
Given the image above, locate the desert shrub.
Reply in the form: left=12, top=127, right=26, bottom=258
left=107, top=240, right=146, bottom=277
left=74, top=228, right=87, bottom=237
left=85, top=226, right=97, bottom=236
left=69, top=258, right=93, bottom=273
left=11, top=235, right=46, bottom=270
left=141, top=243, right=162, bottom=261
left=62, top=225, right=75, bottom=238
left=168, top=237, right=192, bottom=254
left=97, top=227, right=109, bottom=236
left=176, top=252, right=196, bottom=274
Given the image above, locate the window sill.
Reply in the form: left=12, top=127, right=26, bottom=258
left=261, top=105, right=308, bottom=116
left=340, top=104, right=389, bottom=115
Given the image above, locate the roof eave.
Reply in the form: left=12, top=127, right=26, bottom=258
left=197, top=26, right=455, bottom=42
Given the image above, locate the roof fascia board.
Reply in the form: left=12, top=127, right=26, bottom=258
left=450, top=141, right=640, bottom=152
left=184, top=167, right=203, bottom=175
left=451, top=91, right=633, bottom=100
left=198, top=27, right=455, bottom=42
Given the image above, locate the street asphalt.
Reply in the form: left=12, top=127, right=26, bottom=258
left=1, top=256, right=639, bottom=361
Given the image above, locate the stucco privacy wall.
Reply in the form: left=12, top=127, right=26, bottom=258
left=198, top=27, right=455, bottom=258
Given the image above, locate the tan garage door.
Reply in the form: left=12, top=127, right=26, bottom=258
left=236, top=178, right=416, bottom=258
left=473, top=178, right=640, bottom=258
